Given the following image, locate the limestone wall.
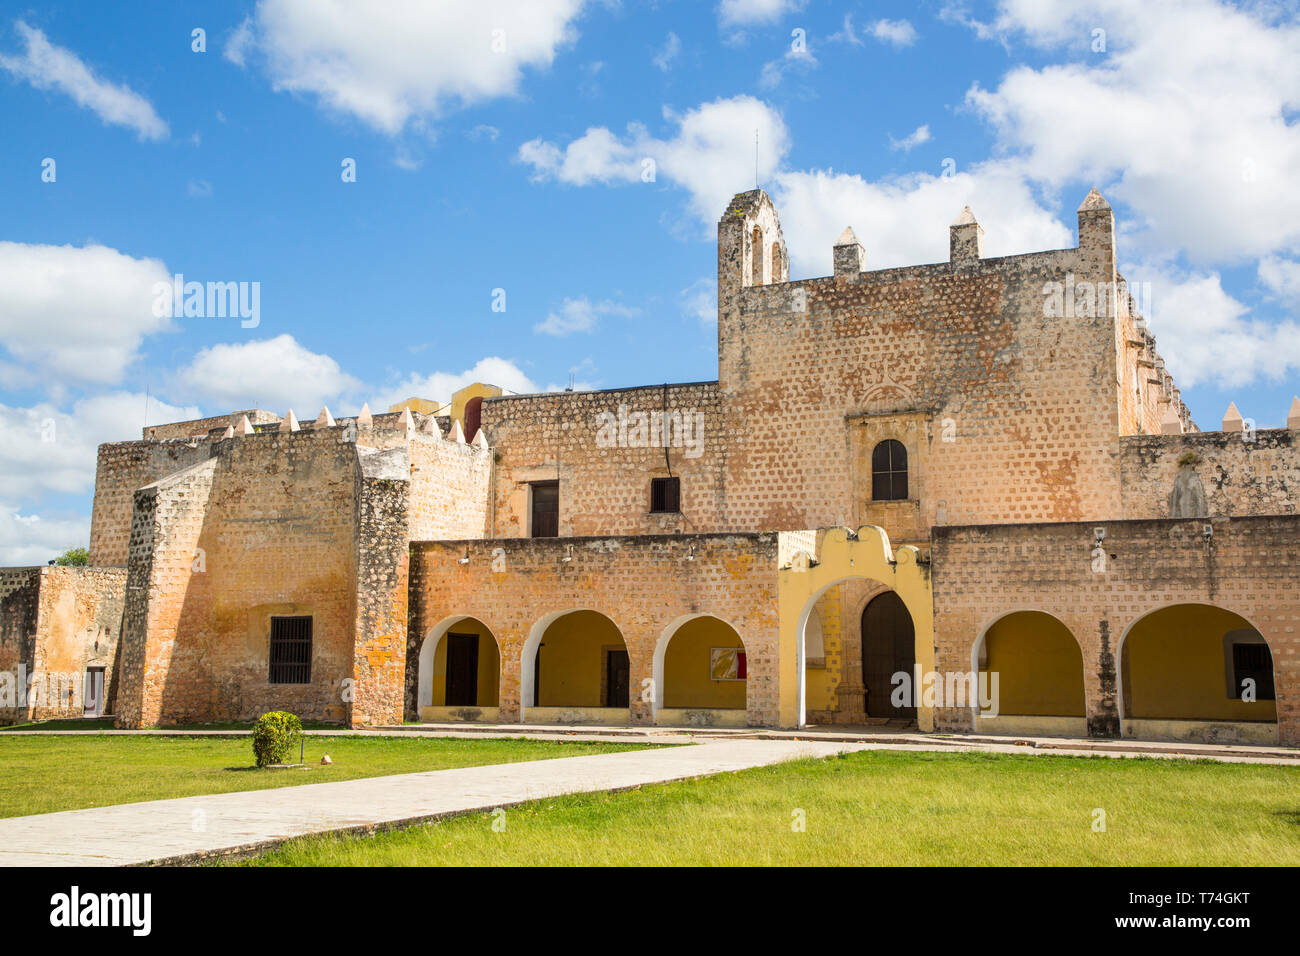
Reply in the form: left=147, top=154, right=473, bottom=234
left=89, top=439, right=217, bottom=566
left=1120, top=429, right=1300, bottom=518
left=408, top=533, right=780, bottom=725
left=931, top=515, right=1300, bottom=744
left=480, top=382, right=725, bottom=537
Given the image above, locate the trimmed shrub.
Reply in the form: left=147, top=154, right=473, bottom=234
left=252, top=711, right=303, bottom=767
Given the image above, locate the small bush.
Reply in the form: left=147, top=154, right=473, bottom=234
left=1178, top=451, right=1200, bottom=467
left=252, top=711, right=303, bottom=767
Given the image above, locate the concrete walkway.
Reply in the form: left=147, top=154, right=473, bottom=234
left=0, top=738, right=868, bottom=866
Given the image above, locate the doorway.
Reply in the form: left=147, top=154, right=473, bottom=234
left=83, top=667, right=105, bottom=717
left=444, top=633, right=479, bottom=706
left=861, top=592, right=915, bottom=718
left=605, top=649, right=630, bottom=707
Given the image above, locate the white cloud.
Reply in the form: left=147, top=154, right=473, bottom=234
left=772, top=161, right=1071, bottom=277
left=652, top=32, right=681, bottom=72
left=828, top=14, right=863, bottom=46
left=0, top=241, right=174, bottom=391
left=759, top=44, right=816, bottom=90
left=870, top=18, right=918, bottom=48
left=680, top=278, right=717, bottom=327
left=175, top=335, right=363, bottom=414
left=965, top=0, right=1300, bottom=264
left=718, top=0, right=804, bottom=27
left=370, top=357, right=540, bottom=411
left=888, top=124, right=931, bottom=152
left=519, top=95, right=791, bottom=225
left=1259, top=256, right=1300, bottom=306
left=233, top=0, right=585, bottom=134
left=0, top=507, right=90, bottom=567
left=534, top=297, right=638, bottom=336
left=0, top=391, right=198, bottom=565
left=0, top=20, right=168, bottom=141
left=1131, top=259, right=1300, bottom=389
left=223, top=17, right=254, bottom=67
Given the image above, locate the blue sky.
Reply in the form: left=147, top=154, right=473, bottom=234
left=1, top=0, right=1298, bottom=563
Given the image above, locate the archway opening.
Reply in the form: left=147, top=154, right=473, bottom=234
left=973, top=611, right=1085, bottom=737
left=654, top=615, right=747, bottom=727
left=1120, top=603, right=1277, bottom=745
left=418, top=616, right=501, bottom=722
left=523, top=610, right=630, bottom=724
left=795, top=576, right=921, bottom=728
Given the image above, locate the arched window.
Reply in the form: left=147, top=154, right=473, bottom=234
left=751, top=225, right=765, bottom=285
left=770, top=242, right=783, bottom=282
left=871, top=439, right=908, bottom=501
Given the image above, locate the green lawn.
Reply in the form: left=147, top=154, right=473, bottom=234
left=239, top=749, right=1300, bottom=866
left=0, top=735, right=648, bottom=817
left=0, top=718, right=339, bottom=731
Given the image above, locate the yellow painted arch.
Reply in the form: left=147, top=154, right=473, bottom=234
left=778, top=527, right=934, bottom=729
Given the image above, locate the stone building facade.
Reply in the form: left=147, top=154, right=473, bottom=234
left=3, top=187, right=1297, bottom=746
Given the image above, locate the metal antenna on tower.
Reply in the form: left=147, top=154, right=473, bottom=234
left=755, top=128, right=759, bottom=188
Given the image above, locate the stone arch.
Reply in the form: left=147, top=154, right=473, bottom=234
left=520, top=608, right=630, bottom=724
left=751, top=225, right=765, bottom=285
left=417, top=615, right=502, bottom=719
left=651, top=613, right=748, bottom=727
left=969, top=610, right=1086, bottom=737
left=1116, top=602, right=1278, bottom=745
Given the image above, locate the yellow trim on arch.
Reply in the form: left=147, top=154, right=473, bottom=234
left=778, top=527, right=934, bottom=730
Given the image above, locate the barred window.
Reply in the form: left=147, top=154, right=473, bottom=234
left=650, top=476, right=681, bottom=514
left=269, top=616, right=312, bottom=684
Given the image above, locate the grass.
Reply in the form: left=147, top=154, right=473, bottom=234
left=0, top=718, right=338, bottom=731
left=0, top=734, right=649, bottom=817
left=238, top=749, right=1300, bottom=866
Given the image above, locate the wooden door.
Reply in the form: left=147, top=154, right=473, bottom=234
left=862, top=592, right=915, bottom=718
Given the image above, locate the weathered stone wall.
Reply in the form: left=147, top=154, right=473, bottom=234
left=89, top=439, right=217, bottom=566
left=930, top=516, right=1300, bottom=744
left=28, top=567, right=126, bottom=719
left=117, top=431, right=359, bottom=726
left=408, top=533, right=780, bottom=725
left=116, top=457, right=218, bottom=727
left=0, top=569, right=40, bottom=721
left=716, top=199, right=1128, bottom=540
left=1121, top=429, right=1300, bottom=518
left=144, top=409, right=280, bottom=441
left=350, top=447, right=411, bottom=726
left=406, top=432, right=491, bottom=540
left=480, top=383, right=725, bottom=537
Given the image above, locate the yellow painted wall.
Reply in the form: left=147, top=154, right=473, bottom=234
left=451, top=382, right=503, bottom=428
left=429, top=619, right=500, bottom=706
left=663, top=617, right=746, bottom=709
left=1123, top=605, right=1277, bottom=722
left=982, top=612, right=1085, bottom=716
left=536, top=610, right=625, bottom=707
left=778, top=528, right=934, bottom=730
left=804, top=589, right=840, bottom=712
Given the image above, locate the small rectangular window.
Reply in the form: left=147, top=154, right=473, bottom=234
left=531, top=481, right=559, bottom=537
left=269, top=616, right=312, bottom=684
left=650, top=477, right=681, bottom=513
left=1231, top=642, right=1275, bottom=700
